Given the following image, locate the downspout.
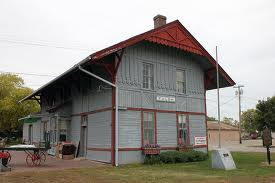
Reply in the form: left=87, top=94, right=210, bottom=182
left=78, top=66, right=119, bottom=166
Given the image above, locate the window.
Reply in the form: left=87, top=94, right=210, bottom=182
left=178, top=114, right=188, bottom=145
left=42, top=121, right=47, bottom=141
left=81, top=115, right=88, bottom=127
left=142, top=63, right=154, bottom=90
left=176, top=70, right=186, bottom=93
left=59, top=120, right=68, bottom=142
left=143, top=112, right=155, bottom=145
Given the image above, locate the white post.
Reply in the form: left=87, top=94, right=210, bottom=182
left=216, top=46, right=221, bottom=148
left=115, top=86, right=119, bottom=166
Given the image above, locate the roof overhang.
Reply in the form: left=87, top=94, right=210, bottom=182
left=20, top=19, right=235, bottom=103
left=18, top=114, right=42, bottom=123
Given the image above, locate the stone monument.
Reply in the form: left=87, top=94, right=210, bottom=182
left=212, top=148, right=236, bottom=170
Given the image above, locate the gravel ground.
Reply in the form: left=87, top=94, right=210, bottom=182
left=209, top=139, right=275, bottom=152
left=1, top=151, right=107, bottom=173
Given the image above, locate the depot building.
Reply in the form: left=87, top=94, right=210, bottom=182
left=20, top=15, right=235, bottom=166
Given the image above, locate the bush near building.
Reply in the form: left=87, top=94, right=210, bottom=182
left=144, top=150, right=208, bottom=165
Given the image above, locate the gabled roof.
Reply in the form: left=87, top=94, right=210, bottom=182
left=20, top=19, right=235, bottom=102
left=90, top=20, right=235, bottom=87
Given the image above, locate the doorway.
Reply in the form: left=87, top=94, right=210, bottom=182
left=28, top=124, right=33, bottom=144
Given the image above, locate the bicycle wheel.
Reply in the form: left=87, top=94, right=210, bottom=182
left=26, top=154, right=33, bottom=166
left=39, top=151, right=46, bottom=163
left=33, top=153, right=41, bottom=166
left=6, top=151, right=11, bottom=163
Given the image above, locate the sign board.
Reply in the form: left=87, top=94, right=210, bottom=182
left=263, top=128, right=272, bottom=147
left=194, top=136, right=207, bottom=146
left=156, top=96, right=176, bottom=103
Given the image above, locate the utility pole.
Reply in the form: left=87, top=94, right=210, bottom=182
left=216, top=46, right=221, bottom=148
left=234, top=85, right=244, bottom=144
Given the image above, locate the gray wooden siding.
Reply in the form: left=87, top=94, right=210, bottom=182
left=118, top=151, right=143, bottom=164
left=118, top=110, right=141, bottom=148
left=71, top=79, right=112, bottom=115
left=156, top=113, right=177, bottom=147
left=87, top=111, right=111, bottom=148
left=117, top=42, right=205, bottom=113
left=87, top=150, right=111, bottom=163
left=70, top=116, right=81, bottom=142
left=189, top=115, right=206, bottom=145
left=33, top=121, right=41, bottom=143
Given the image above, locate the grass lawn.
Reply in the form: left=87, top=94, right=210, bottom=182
left=2, top=152, right=275, bottom=183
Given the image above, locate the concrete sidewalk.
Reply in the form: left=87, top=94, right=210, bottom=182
left=209, top=139, right=275, bottom=152
left=2, top=151, right=107, bottom=173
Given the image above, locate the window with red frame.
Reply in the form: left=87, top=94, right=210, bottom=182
left=178, top=114, right=188, bottom=145
left=143, top=112, right=155, bottom=145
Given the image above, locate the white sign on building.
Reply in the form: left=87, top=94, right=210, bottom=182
left=156, top=96, right=176, bottom=103
left=194, top=136, right=207, bottom=146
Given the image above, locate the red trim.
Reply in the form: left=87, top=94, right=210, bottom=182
left=87, top=148, right=111, bottom=151
left=71, top=107, right=112, bottom=117
left=127, top=107, right=205, bottom=115
left=176, top=113, right=179, bottom=145
left=187, top=115, right=190, bottom=145
left=114, top=49, right=125, bottom=75
left=141, top=111, right=157, bottom=146
left=119, top=148, right=141, bottom=151
left=160, top=147, right=177, bottom=150
left=154, top=111, right=157, bottom=145
left=193, top=145, right=208, bottom=148
left=141, top=111, right=144, bottom=147
left=87, top=146, right=206, bottom=152
left=117, top=146, right=205, bottom=151
left=90, top=20, right=235, bottom=88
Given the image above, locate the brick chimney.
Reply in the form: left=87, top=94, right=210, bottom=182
left=153, top=15, right=167, bottom=28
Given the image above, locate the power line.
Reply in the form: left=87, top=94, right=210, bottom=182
left=0, top=38, right=96, bottom=52
left=207, top=96, right=237, bottom=112
left=0, top=70, right=57, bottom=77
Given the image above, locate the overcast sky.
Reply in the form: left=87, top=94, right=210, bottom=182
left=0, top=0, right=274, bottom=121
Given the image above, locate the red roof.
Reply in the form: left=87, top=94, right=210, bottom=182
left=90, top=20, right=235, bottom=88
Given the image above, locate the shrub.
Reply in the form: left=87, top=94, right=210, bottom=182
left=184, top=150, right=208, bottom=162
left=144, top=150, right=208, bottom=165
left=144, top=155, right=162, bottom=165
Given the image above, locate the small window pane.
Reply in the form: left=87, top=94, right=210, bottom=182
left=143, top=112, right=155, bottom=145
left=143, top=63, right=154, bottom=90
left=176, top=70, right=186, bottom=93
left=178, top=115, right=188, bottom=145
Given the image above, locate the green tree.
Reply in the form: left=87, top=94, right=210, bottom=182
left=0, top=74, right=40, bottom=136
left=241, top=109, right=257, bottom=134
left=207, top=116, right=217, bottom=121
left=255, top=96, right=275, bottom=131
left=223, top=117, right=234, bottom=125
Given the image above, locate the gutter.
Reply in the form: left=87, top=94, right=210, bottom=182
left=78, top=66, right=119, bottom=167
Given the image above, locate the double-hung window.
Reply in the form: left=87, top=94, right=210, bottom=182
left=176, top=70, right=186, bottom=93
left=143, top=112, right=155, bottom=145
left=142, top=63, right=154, bottom=90
left=178, top=114, right=188, bottom=145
